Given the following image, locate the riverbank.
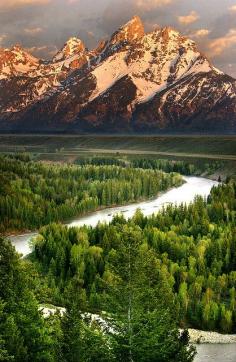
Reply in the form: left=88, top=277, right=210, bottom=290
left=39, top=305, right=236, bottom=345
left=186, top=329, right=236, bottom=344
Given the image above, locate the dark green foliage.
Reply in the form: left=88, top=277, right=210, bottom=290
left=61, top=303, right=113, bottom=362
left=76, top=157, right=128, bottom=168
left=75, top=156, right=222, bottom=177
left=131, top=158, right=197, bottom=175
left=0, top=155, right=182, bottom=233
left=0, top=237, right=57, bottom=361
left=104, top=234, right=195, bottom=362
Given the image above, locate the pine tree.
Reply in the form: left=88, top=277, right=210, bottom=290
left=61, top=302, right=113, bottom=362
left=103, top=227, right=196, bottom=361
left=0, top=237, right=56, bottom=361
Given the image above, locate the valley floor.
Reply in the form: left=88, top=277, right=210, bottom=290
left=0, top=134, right=236, bottom=179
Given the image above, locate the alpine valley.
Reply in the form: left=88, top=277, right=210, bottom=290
left=0, top=16, right=236, bottom=133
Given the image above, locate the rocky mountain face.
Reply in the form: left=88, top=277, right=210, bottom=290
left=0, top=16, right=235, bottom=133
left=53, top=37, right=86, bottom=62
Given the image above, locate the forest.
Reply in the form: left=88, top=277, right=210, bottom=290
left=0, top=154, right=235, bottom=361
left=0, top=235, right=195, bottom=361
left=33, top=181, right=236, bottom=335
left=0, top=155, right=182, bottom=233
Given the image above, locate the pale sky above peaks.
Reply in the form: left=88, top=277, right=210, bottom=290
left=0, top=0, right=236, bottom=77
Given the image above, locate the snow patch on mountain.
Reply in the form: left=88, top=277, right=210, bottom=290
left=90, top=52, right=128, bottom=101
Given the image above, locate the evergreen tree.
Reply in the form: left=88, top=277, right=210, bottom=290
left=0, top=237, right=56, bottom=361
left=103, top=228, right=196, bottom=361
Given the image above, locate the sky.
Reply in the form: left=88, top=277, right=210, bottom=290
left=0, top=0, right=236, bottom=77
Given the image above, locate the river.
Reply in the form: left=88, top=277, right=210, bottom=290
left=10, top=176, right=218, bottom=256
left=9, top=176, right=236, bottom=362
left=194, top=344, right=236, bottom=362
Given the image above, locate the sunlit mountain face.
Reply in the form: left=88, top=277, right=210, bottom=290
left=0, top=16, right=235, bottom=133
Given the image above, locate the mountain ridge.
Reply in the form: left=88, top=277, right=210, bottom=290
left=0, top=15, right=235, bottom=134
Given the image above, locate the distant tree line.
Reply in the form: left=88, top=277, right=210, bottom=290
left=75, top=156, right=223, bottom=176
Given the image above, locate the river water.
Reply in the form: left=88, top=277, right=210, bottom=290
left=9, top=176, right=236, bottom=362
left=195, top=344, right=236, bottom=362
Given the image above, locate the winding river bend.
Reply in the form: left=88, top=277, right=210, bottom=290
left=9, top=176, right=236, bottom=362
left=10, top=176, right=217, bottom=256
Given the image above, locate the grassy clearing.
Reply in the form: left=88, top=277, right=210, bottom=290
left=0, top=134, right=236, bottom=155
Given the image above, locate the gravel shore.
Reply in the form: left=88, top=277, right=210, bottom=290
left=187, top=329, right=236, bottom=344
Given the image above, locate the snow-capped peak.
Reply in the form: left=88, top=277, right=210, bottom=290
left=88, top=24, right=220, bottom=104
left=0, top=15, right=235, bottom=135
left=53, top=37, right=86, bottom=62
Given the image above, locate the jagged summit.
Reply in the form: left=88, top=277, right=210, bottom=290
left=0, top=15, right=235, bottom=133
left=6, top=44, right=39, bottom=61
left=53, top=37, right=86, bottom=62
left=0, top=45, right=39, bottom=79
left=109, top=15, right=145, bottom=46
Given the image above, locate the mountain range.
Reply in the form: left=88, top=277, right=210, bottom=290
left=0, top=16, right=236, bottom=133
